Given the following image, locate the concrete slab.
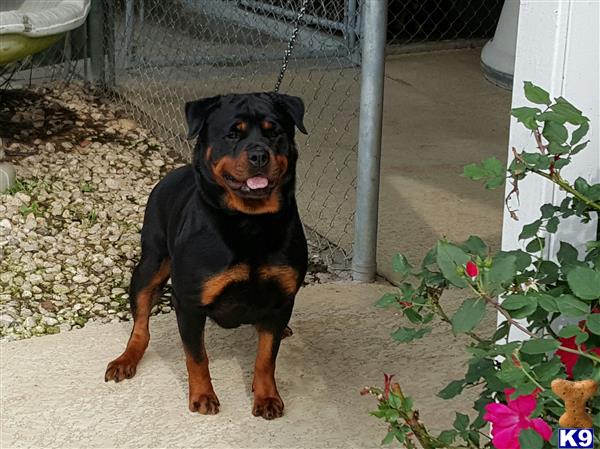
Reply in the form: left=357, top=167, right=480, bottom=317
left=1, top=282, right=482, bottom=449
left=378, top=49, right=512, bottom=282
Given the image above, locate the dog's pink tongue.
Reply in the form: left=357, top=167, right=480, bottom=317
left=246, top=176, right=269, bottom=190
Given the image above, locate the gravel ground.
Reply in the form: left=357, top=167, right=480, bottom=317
left=0, top=85, right=347, bottom=341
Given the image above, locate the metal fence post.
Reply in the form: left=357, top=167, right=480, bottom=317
left=352, top=0, right=387, bottom=283
left=88, top=0, right=105, bottom=85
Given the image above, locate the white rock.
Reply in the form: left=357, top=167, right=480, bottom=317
left=73, top=274, right=89, bottom=283
left=42, top=317, right=59, bottom=326
left=29, top=273, right=43, bottom=285
left=52, top=284, right=70, bottom=294
left=23, top=317, right=37, bottom=328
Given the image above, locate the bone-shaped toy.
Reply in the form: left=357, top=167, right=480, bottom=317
left=551, top=378, right=598, bottom=428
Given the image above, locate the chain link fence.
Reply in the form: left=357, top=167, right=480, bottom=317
left=102, top=0, right=361, bottom=272
left=387, top=0, right=503, bottom=50
left=2, top=0, right=503, bottom=273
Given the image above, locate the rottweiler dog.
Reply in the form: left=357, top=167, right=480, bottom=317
left=104, top=93, right=308, bottom=420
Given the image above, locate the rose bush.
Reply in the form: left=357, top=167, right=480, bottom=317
left=365, top=82, right=600, bottom=449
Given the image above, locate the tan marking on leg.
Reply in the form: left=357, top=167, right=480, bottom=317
left=185, top=342, right=220, bottom=415
left=200, top=264, right=250, bottom=305
left=252, top=329, right=284, bottom=419
left=105, top=260, right=170, bottom=382
left=258, top=265, right=299, bottom=296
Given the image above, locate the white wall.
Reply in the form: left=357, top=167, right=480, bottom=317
left=500, top=0, right=600, bottom=339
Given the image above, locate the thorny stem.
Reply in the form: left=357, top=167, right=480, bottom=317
left=485, top=296, right=600, bottom=364
left=532, top=168, right=600, bottom=213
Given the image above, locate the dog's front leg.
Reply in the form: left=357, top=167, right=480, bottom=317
left=175, top=307, right=220, bottom=415
left=252, top=304, right=293, bottom=420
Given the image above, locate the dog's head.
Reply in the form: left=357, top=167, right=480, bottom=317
left=185, top=93, right=306, bottom=215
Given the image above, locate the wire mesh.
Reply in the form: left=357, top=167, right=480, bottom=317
left=104, top=0, right=361, bottom=271
left=0, top=27, right=88, bottom=89
left=387, top=0, right=503, bottom=49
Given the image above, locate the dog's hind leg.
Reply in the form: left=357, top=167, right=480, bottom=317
left=105, top=252, right=170, bottom=382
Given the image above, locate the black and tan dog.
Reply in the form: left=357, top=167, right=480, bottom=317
left=104, top=93, right=308, bottom=420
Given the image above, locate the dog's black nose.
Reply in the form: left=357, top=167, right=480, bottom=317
left=247, top=148, right=270, bottom=168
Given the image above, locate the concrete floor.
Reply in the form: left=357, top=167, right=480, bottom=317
left=1, top=282, right=487, bottom=449
left=377, top=49, right=512, bottom=282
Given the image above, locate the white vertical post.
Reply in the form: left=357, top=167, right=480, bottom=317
left=500, top=0, right=600, bottom=339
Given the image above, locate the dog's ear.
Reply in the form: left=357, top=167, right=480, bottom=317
left=184, top=95, right=221, bottom=139
left=272, top=93, right=307, bottom=134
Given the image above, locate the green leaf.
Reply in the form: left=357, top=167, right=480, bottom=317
left=462, top=235, right=488, bottom=257
left=505, top=250, right=532, bottom=271
left=571, top=121, right=589, bottom=145
left=381, top=431, right=395, bottom=445
left=523, top=81, right=551, bottom=105
left=391, top=326, right=431, bottom=343
left=542, top=121, right=568, bottom=144
left=567, top=266, right=600, bottom=300
left=526, top=237, right=545, bottom=253
left=488, top=254, right=517, bottom=293
left=557, top=242, right=579, bottom=266
left=551, top=97, right=586, bottom=125
left=546, top=216, right=559, bottom=233
left=537, top=110, right=568, bottom=124
left=575, top=331, right=589, bottom=345
left=463, top=158, right=505, bottom=189
left=586, top=314, right=600, bottom=336
left=453, top=412, right=469, bottom=432
left=438, top=430, right=457, bottom=445
left=534, top=357, right=562, bottom=382
left=521, top=338, right=560, bottom=354
left=392, top=253, right=412, bottom=278
left=548, top=141, right=570, bottom=155
left=540, top=203, right=557, bottom=219
left=557, top=294, right=590, bottom=316
left=538, top=294, right=559, bottom=312
left=571, top=141, right=589, bottom=155
left=501, top=295, right=533, bottom=310
left=451, top=298, right=486, bottom=334
left=558, top=325, right=581, bottom=338
left=511, top=106, right=541, bottom=130
left=497, top=359, right=526, bottom=384
left=375, top=292, right=398, bottom=308
left=436, top=241, right=470, bottom=288
left=519, top=429, right=544, bottom=449
left=520, top=220, right=542, bottom=239
left=438, top=380, right=464, bottom=399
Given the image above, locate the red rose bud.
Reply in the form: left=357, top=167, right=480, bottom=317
left=465, top=261, right=479, bottom=278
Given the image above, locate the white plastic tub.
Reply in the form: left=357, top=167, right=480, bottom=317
left=0, top=0, right=91, bottom=65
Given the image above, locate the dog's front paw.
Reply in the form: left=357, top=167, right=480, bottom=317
left=105, top=355, right=139, bottom=382
left=189, top=393, right=220, bottom=415
left=252, top=396, right=284, bottom=420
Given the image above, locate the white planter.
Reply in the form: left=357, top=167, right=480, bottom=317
left=481, top=0, right=520, bottom=90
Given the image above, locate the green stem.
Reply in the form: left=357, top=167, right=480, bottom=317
left=486, top=297, right=600, bottom=363
left=532, top=169, right=600, bottom=213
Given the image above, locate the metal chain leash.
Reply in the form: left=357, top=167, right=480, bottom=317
left=273, top=0, right=310, bottom=93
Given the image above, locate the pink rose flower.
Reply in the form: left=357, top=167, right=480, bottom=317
left=484, top=389, right=552, bottom=449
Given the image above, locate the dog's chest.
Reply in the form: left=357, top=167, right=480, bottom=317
left=201, top=264, right=299, bottom=328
